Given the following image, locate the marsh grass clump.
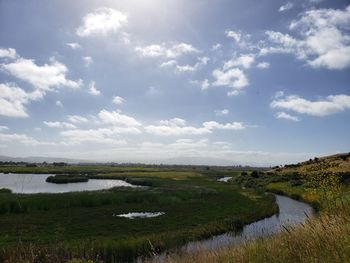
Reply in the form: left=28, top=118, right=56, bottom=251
left=46, top=174, right=89, bottom=184
left=0, top=188, right=12, bottom=194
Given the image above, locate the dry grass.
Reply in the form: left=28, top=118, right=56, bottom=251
left=152, top=206, right=350, bottom=263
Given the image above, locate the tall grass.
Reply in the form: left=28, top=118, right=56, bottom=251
left=152, top=205, right=350, bottom=263
left=152, top=175, right=350, bottom=263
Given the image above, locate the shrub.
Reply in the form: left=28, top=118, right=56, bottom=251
left=251, top=170, right=259, bottom=178
left=0, top=188, right=12, bottom=194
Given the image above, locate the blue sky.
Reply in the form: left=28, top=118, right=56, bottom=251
left=0, top=0, right=349, bottom=166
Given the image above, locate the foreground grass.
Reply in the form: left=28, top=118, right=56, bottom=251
left=153, top=154, right=350, bottom=263
left=155, top=208, right=350, bottom=263
left=152, top=183, right=350, bottom=263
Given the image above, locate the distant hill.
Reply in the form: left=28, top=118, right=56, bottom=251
left=274, top=152, right=350, bottom=174
left=0, top=155, right=90, bottom=164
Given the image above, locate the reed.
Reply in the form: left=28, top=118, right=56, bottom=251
left=152, top=205, right=350, bottom=263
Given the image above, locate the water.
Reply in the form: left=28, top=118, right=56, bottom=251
left=0, top=173, right=137, bottom=194
left=217, top=176, right=232, bottom=182
left=114, top=212, right=165, bottom=219
left=183, top=194, right=314, bottom=253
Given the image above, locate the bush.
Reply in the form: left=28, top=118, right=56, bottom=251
left=251, top=170, right=259, bottom=178
left=0, top=188, right=12, bottom=194
left=46, top=175, right=88, bottom=184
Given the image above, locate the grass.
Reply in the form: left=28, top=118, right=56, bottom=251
left=46, top=174, right=89, bottom=184
left=0, top=166, right=277, bottom=262
left=2, top=153, right=349, bottom=263
left=154, top=208, right=350, bottom=263
left=149, top=153, right=350, bottom=263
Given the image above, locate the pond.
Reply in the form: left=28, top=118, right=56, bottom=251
left=183, top=194, right=315, bottom=253
left=114, top=212, right=165, bottom=219
left=217, top=176, right=232, bottom=182
left=0, top=173, right=137, bottom=194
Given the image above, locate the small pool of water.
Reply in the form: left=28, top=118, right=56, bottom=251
left=217, top=177, right=232, bottom=182
left=114, top=212, right=165, bottom=219
left=0, top=173, right=137, bottom=194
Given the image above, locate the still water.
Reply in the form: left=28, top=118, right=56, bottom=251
left=0, top=173, right=137, bottom=194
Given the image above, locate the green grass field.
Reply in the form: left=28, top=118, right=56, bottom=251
left=0, top=165, right=276, bottom=262
left=2, top=154, right=349, bottom=263
left=156, top=154, right=350, bottom=263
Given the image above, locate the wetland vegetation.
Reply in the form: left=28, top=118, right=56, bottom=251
left=0, top=164, right=276, bottom=262
left=0, top=152, right=349, bottom=262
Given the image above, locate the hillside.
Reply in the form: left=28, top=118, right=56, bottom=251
left=275, top=152, right=350, bottom=175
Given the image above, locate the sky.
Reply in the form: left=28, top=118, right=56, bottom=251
left=0, top=0, right=349, bottom=166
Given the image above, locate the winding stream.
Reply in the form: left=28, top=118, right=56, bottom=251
left=151, top=194, right=314, bottom=262
left=183, top=194, right=314, bottom=253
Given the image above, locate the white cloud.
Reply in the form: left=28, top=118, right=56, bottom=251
left=135, top=44, right=165, bottom=57
left=60, top=128, right=128, bottom=145
left=0, top=48, right=16, bottom=59
left=0, top=50, right=82, bottom=117
left=175, top=65, right=197, bottom=72
left=271, top=94, right=350, bottom=116
left=56, top=100, right=63, bottom=107
left=167, top=43, right=199, bottom=58
left=225, top=30, right=241, bottom=42
left=279, top=2, right=294, bottom=12
left=0, top=132, right=54, bottom=146
left=223, top=54, right=255, bottom=69
left=212, top=43, right=222, bottom=50
left=0, top=83, right=44, bottom=118
left=145, top=119, right=246, bottom=136
left=1, top=57, right=82, bottom=91
left=0, top=126, right=9, bottom=131
left=44, top=121, right=77, bottom=129
left=168, top=138, right=209, bottom=150
left=212, top=67, right=248, bottom=94
left=215, top=109, right=229, bottom=116
left=274, top=90, right=285, bottom=99
left=145, top=124, right=209, bottom=136
left=160, top=57, right=208, bottom=73
left=159, top=118, right=187, bottom=126
left=83, top=56, right=93, bottom=67
left=261, top=31, right=301, bottom=57
left=112, top=96, right=125, bottom=105
left=67, top=115, right=89, bottom=124
left=275, top=111, right=300, bottom=122
left=160, top=60, right=177, bottom=68
left=135, top=43, right=199, bottom=58
left=98, top=109, right=141, bottom=127
left=203, top=121, right=245, bottom=130
left=66, top=43, right=82, bottom=49
left=190, top=79, right=210, bottom=91
left=201, top=79, right=210, bottom=90
left=88, top=81, right=101, bottom=95
left=227, top=90, right=240, bottom=97
left=262, top=5, right=350, bottom=70
left=161, top=56, right=209, bottom=73
left=76, top=7, right=127, bottom=37
left=256, top=62, right=270, bottom=69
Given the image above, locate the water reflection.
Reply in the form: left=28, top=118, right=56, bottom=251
left=0, top=173, right=137, bottom=194
left=217, top=177, right=232, bottom=182
left=114, top=212, right=165, bottom=219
